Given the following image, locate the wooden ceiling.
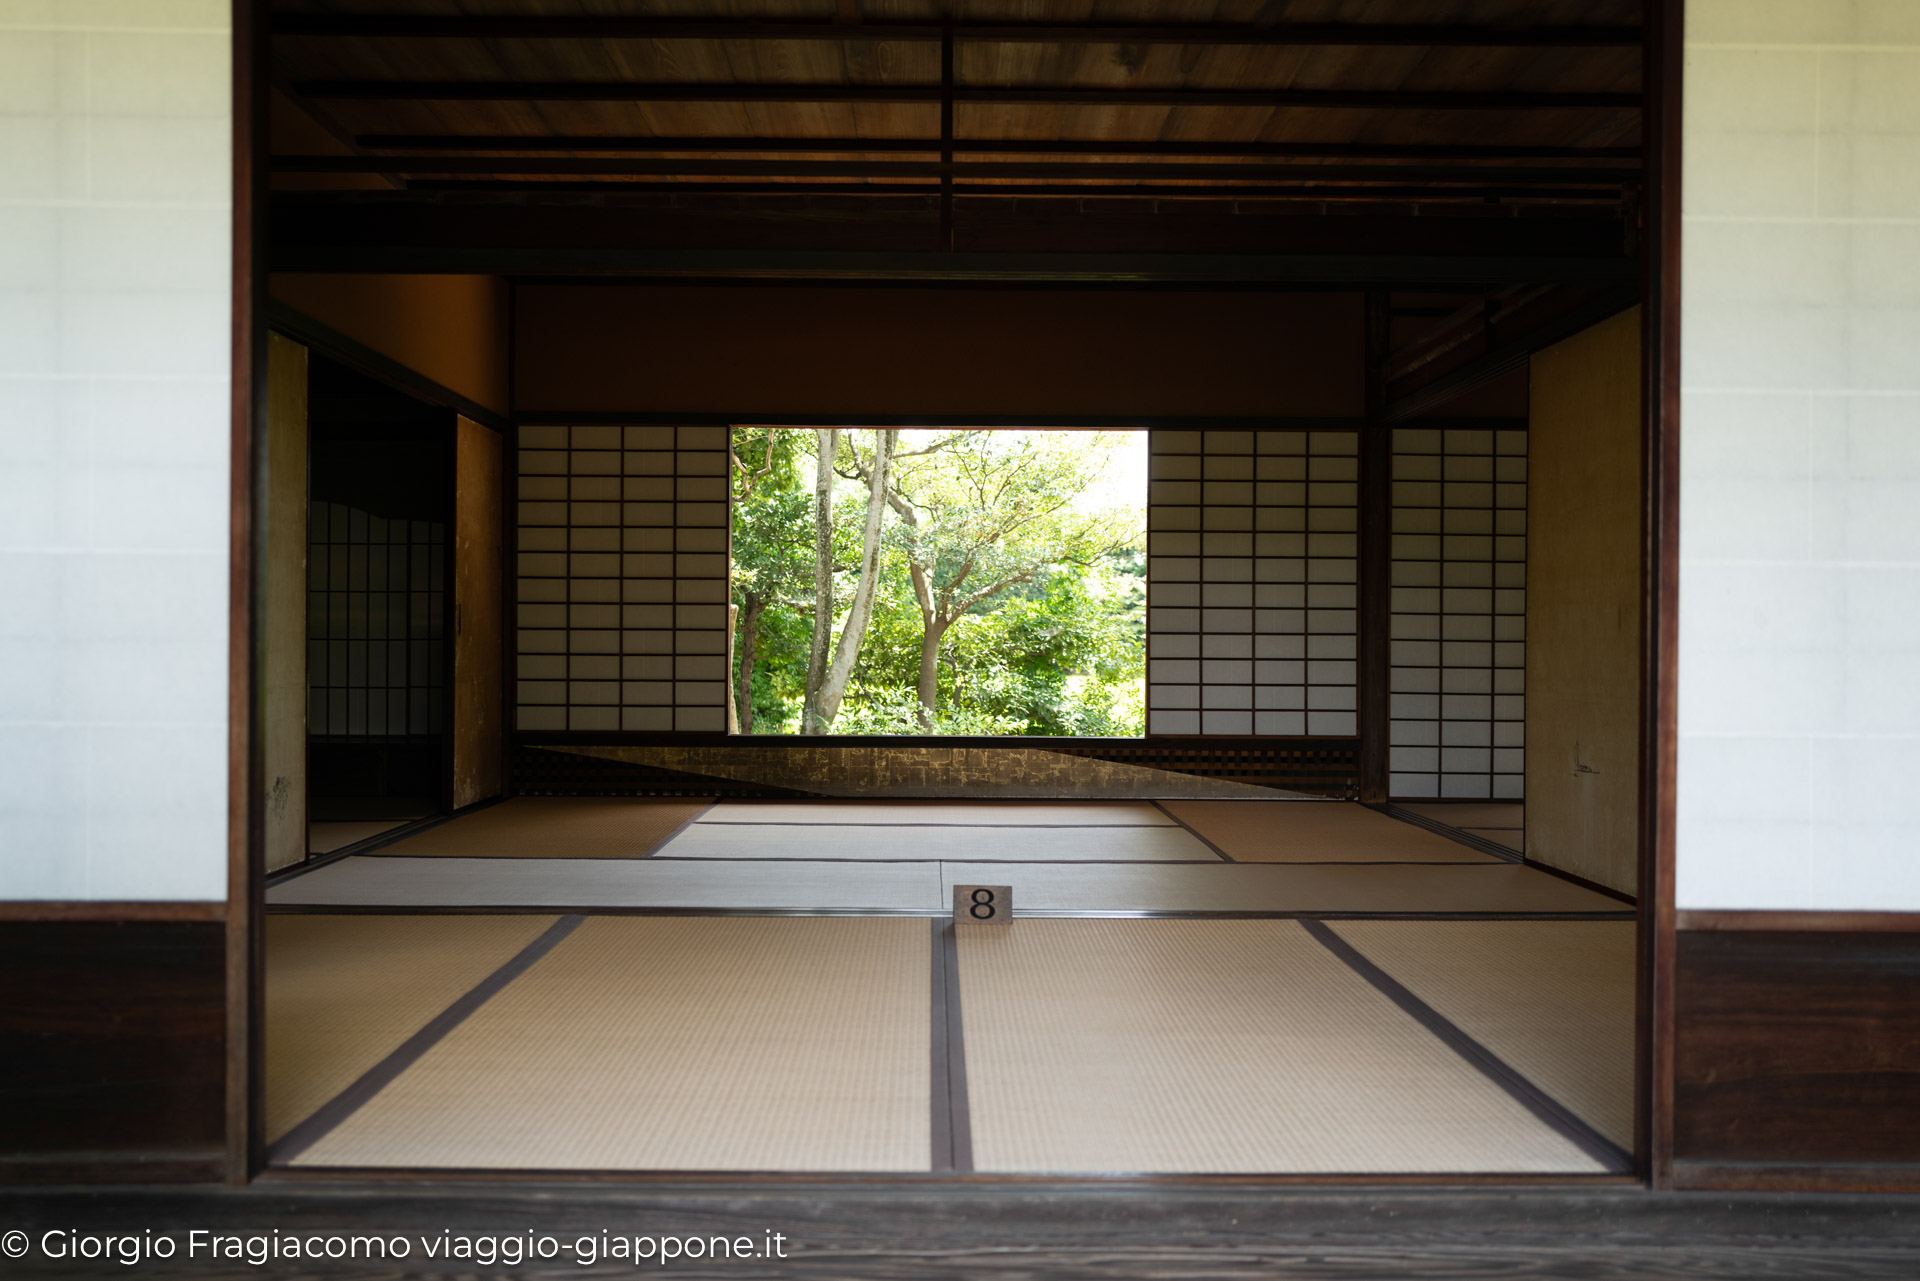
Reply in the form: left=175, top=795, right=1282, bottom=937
left=266, top=0, right=1646, bottom=291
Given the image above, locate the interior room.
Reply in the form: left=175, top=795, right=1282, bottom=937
left=250, top=0, right=1646, bottom=1180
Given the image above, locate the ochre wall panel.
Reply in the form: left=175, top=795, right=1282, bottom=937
left=269, top=273, right=511, bottom=417
left=1525, top=307, right=1641, bottom=895
left=453, top=417, right=506, bottom=807
left=264, top=334, right=308, bottom=874
left=513, top=287, right=1364, bottom=417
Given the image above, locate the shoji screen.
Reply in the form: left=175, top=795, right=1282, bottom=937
left=307, top=502, right=446, bottom=737
left=515, top=425, right=730, bottom=732
left=1387, top=425, right=1527, bottom=799
left=1146, top=429, right=1359, bottom=736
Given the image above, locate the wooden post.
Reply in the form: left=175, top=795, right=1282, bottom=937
left=1358, top=288, right=1393, bottom=804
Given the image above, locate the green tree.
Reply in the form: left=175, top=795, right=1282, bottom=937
left=844, top=431, right=1139, bottom=728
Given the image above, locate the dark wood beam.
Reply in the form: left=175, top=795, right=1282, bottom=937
left=354, top=135, right=1645, bottom=163
left=272, top=156, right=1632, bottom=187
left=271, top=247, right=1641, bottom=287
left=397, top=179, right=1623, bottom=203
left=272, top=16, right=1644, bottom=47
left=294, top=81, right=1642, bottom=111
left=270, top=189, right=1636, bottom=274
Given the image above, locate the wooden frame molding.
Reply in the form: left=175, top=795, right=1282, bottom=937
left=0, top=902, right=226, bottom=922
left=229, top=0, right=270, bottom=1189
left=1678, top=911, right=1920, bottom=933
left=1638, top=0, right=1683, bottom=1192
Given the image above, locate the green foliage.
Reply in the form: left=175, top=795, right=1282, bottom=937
left=730, top=427, right=1146, bottom=736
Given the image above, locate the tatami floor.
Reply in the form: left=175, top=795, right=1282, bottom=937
left=266, top=797, right=1633, bottom=1176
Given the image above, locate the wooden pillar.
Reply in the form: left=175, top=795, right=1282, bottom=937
left=1357, top=289, right=1392, bottom=803
left=452, top=416, right=506, bottom=808
left=262, top=333, right=308, bottom=873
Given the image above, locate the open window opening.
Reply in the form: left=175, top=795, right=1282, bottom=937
left=729, top=427, right=1146, bottom=737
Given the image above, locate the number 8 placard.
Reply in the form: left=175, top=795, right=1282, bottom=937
left=952, top=885, right=1013, bottom=924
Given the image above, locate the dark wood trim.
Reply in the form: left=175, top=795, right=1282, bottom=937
left=1522, top=858, right=1637, bottom=906
left=1357, top=288, right=1391, bottom=804
left=1677, top=910, right=1920, bottom=932
left=1641, top=0, right=1684, bottom=1193
left=0, top=1151, right=227, bottom=1186
left=274, top=15, right=1644, bottom=47
left=276, top=245, right=1641, bottom=286
left=521, top=413, right=1372, bottom=429
left=294, top=81, right=1641, bottom=113
left=275, top=156, right=1634, bottom=187
left=258, top=1166, right=1641, bottom=1187
left=1681, top=910, right=1920, bottom=933
left=267, top=301, right=515, bottom=435
left=367, top=179, right=1626, bottom=206
left=0, top=901, right=227, bottom=922
left=1671, top=1160, right=1920, bottom=1195
left=229, top=0, right=269, bottom=1190
left=358, top=134, right=1645, bottom=163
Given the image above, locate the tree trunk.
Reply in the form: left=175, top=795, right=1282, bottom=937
left=725, top=600, right=740, bottom=733
left=816, top=429, right=897, bottom=726
left=916, top=614, right=950, bottom=730
left=801, top=427, right=838, bottom=734
left=735, top=593, right=762, bottom=735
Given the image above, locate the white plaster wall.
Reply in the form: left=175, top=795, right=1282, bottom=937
left=1679, top=1, right=1920, bottom=908
left=0, top=3, right=231, bottom=899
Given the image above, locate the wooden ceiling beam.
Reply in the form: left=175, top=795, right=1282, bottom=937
left=269, top=190, right=1635, bottom=276
left=354, top=135, right=1644, bottom=162
left=294, top=82, right=1641, bottom=111
left=271, top=17, right=1643, bottom=47
left=271, top=155, right=1634, bottom=185
left=395, top=179, right=1622, bottom=203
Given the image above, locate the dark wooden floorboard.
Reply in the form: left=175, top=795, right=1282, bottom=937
left=8, top=1185, right=1920, bottom=1278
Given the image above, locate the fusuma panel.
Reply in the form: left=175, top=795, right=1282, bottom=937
left=1387, top=427, right=1527, bottom=800
left=1146, top=430, right=1358, bottom=737
left=515, top=425, right=730, bottom=733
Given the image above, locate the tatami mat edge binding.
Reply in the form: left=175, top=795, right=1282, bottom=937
left=1375, top=803, right=1524, bottom=863
left=269, top=916, right=586, bottom=1164
left=286, top=916, right=932, bottom=1171
left=1298, top=919, right=1631, bottom=1172
left=955, top=919, right=1620, bottom=1174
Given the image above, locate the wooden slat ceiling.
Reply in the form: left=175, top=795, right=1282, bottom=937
left=268, top=0, right=1642, bottom=195
left=266, top=0, right=1646, bottom=290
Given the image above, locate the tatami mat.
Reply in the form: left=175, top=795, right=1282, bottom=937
left=1398, top=803, right=1525, bottom=830
left=373, top=796, right=711, bottom=858
left=265, top=914, right=559, bottom=1143
left=955, top=918, right=1610, bottom=1173
left=1463, top=828, right=1524, bottom=851
left=268, top=855, right=942, bottom=911
left=659, top=823, right=1217, bottom=862
left=1158, top=801, right=1500, bottom=863
left=291, top=916, right=930, bottom=1171
left=704, top=801, right=1173, bottom=826
left=1329, top=920, right=1636, bottom=1149
left=308, top=820, right=408, bottom=855
left=940, top=861, right=1627, bottom=915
